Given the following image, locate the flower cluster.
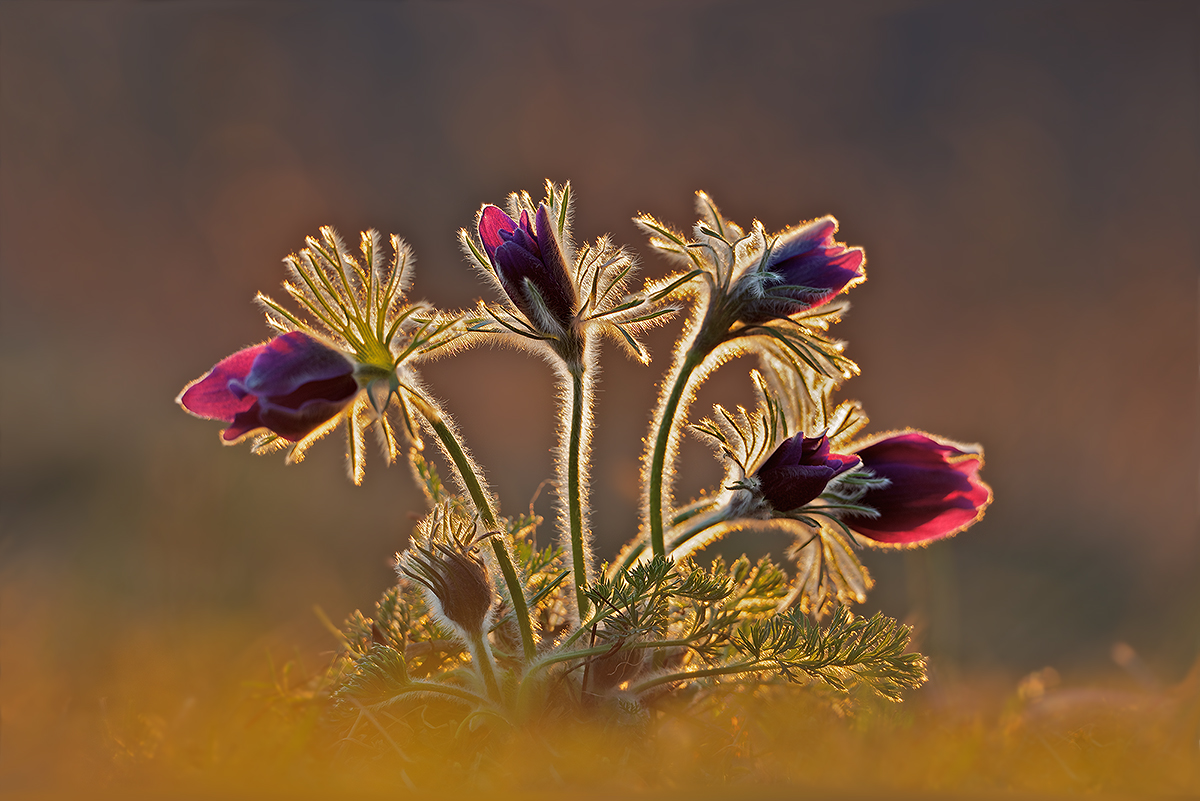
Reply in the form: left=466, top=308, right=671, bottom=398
left=177, top=182, right=990, bottom=764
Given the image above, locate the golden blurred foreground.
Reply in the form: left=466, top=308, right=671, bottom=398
left=4, top=568, right=1197, bottom=800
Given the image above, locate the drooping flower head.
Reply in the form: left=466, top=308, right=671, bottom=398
left=178, top=227, right=458, bottom=483
left=738, top=216, right=865, bottom=325
left=178, top=331, right=358, bottom=443
left=634, top=193, right=865, bottom=384
left=683, top=374, right=989, bottom=616
left=848, top=431, right=991, bottom=545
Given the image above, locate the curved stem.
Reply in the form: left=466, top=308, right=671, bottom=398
left=615, top=496, right=728, bottom=573
left=489, top=540, right=537, bottom=662
left=661, top=502, right=736, bottom=561
left=646, top=348, right=702, bottom=557
left=400, top=679, right=490, bottom=706
left=630, top=660, right=766, bottom=694
left=403, top=388, right=537, bottom=663
left=403, top=389, right=496, bottom=526
left=646, top=331, right=721, bottom=558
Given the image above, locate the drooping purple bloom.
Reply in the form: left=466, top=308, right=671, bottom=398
left=741, top=216, right=865, bottom=324
left=479, top=203, right=577, bottom=330
left=178, top=331, right=359, bottom=442
left=850, top=432, right=991, bottom=545
left=754, top=433, right=861, bottom=512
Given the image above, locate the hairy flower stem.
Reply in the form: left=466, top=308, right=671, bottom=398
left=645, top=314, right=728, bottom=558
left=403, top=679, right=491, bottom=707
left=567, top=367, right=590, bottom=621
left=630, top=660, right=766, bottom=695
left=467, top=632, right=502, bottom=702
left=403, top=388, right=537, bottom=662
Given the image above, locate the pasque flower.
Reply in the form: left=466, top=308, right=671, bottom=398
left=461, top=182, right=672, bottom=365
left=676, top=377, right=991, bottom=615
left=754, top=432, right=860, bottom=512
left=847, top=431, right=991, bottom=545
left=479, top=203, right=577, bottom=333
left=178, top=331, right=360, bottom=443
left=177, top=227, right=458, bottom=484
left=737, top=216, right=865, bottom=325
left=462, top=182, right=678, bottom=625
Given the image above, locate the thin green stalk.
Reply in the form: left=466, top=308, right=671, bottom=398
left=662, top=503, right=736, bottom=559
left=489, top=540, right=537, bottom=661
left=567, top=369, right=590, bottom=621
left=646, top=338, right=714, bottom=558
left=617, top=496, right=732, bottom=572
left=401, top=679, right=490, bottom=706
left=403, top=390, right=495, bottom=525
left=630, top=660, right=767, bottom=694
left=403, top=388, right=537, bottom=662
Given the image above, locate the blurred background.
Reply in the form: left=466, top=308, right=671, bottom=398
left=2, top=0, right=1196, bottom=784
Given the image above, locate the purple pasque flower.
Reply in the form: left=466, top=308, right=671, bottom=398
left=754, top=432, right=861, bottom=512
left=740, top=216, right=865, bottom=325
left=848, top=431, right=991, bottom=545
left=478, top=203, right=577, bottom=332
left=178, top=331, right=359, bottom=443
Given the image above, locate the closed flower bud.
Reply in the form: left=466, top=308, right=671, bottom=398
left=478, top=203, right=577, bottom=332
left=754, top=432, right=861, bottom=512
left=399, top=539, right=495, bottom=639
left=178, top=331, right=359, bottom=443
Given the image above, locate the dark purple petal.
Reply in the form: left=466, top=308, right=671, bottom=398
left=502, top=210, right=540, bottom=256
left=739, top=216, right=865, bottom=324
left=758, top=463, right=841, bottom=512
left=225, top=379, right=358, bottom=442
left=532, top=203, right=577, bottom=323
left=232, top=331, right=355, bottom=399
left=754, top=433, right=861, bottom=512
left=177, top=342, right=269, bottom=422
left=850, top=432, right=991, bottom=545
left=479, top=202, right=577, bottom=330
left=493, top=238, right=559, bottom=321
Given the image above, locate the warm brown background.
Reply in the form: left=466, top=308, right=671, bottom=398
left=2, top=0, right=1196, bottom=779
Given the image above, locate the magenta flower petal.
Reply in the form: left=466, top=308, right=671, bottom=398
left=177, top=343, right=269, bottom=422
left=755, top=433, right=861, bottom=512
left=478, top=203, right=577, bottom=330
left=179, top=331, right=359, bottom=444
left=768, top=245, right=864, bottom=307
left=479, top=205, right=517, bottom=261
left=850, top=431, right=991, bottom=545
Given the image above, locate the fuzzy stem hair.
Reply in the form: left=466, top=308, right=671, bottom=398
left=641, top=289, right=733, bottom=558
left=402, top=387, right=538, bottom=662
left=553, top=327, right=597, bottom=626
